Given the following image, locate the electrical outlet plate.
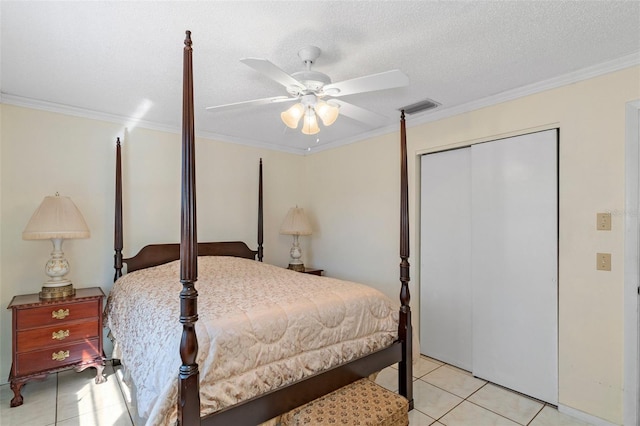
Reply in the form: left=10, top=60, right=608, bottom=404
left=597, top=253, right=611, bottom=271
left=597, top=213, right=611, bottom=230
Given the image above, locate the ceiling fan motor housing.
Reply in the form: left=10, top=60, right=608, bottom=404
left=298, top=46, right=321, bottom=63
left=286, top=46, right=332, bottom=95
left=291, top=70, right=332, bottom=94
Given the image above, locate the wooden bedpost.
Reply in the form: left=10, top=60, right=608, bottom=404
left=114, top=137, right=123, bottom=282
left=177, top=30, right=201, bottom=426
left=398, top=110, right=414, bottom=409
left=258, top=158, right=264, bottom=262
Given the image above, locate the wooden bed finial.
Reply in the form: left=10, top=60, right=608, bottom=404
left=399, top=109, right=409, bottom=286
left=258, top=158, right=264, bottom=262
left=114, top=137, right=123, bottom=282
left=398, top=109, right=413, bottom=409
left=178, top=29, right=200, bottom=426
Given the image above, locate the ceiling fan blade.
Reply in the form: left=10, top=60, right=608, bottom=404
left=324, top=69, right=409, bottom=97
left=332, top=99, right=389, bottom=127
left=240, top=58, right=306, bottom=90
left=206, top=96, right=295, bottom=111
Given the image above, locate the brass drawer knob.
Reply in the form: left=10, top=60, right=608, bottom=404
left=52, top=330, right=70, bottom=340
left=52, top=309, right=69, bottom=320
left=52, top=350, right=70, bottom=361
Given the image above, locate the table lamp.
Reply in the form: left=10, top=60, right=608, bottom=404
left=23, top=193, right=90, bottom=299
left=280, top=206, right=312, bottom=272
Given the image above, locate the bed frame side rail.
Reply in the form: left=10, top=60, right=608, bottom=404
left=201, top=342, right=403, bottom=426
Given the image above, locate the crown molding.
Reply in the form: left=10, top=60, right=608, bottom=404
left=0, top=94, right=306, bottom=155
left=1, top=93, right=180, bottom=133
left=2, top=52, right=638, bottom=156
left=404, top=52, right=640, bottom=130
left=196, top=129, right=305, bottom=155
left=304, top=52, right=640, bottom=154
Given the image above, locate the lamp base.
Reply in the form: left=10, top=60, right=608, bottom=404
left=287, top=263, right=305, bottom=272
left=39, top=284, right=75, bottom=300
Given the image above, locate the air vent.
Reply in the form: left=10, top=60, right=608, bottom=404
left=401, top=98, right=440, bottom=115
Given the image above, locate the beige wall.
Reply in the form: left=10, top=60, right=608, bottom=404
left=306, top=66, right=640, bottom=424
left=1, top=66, right=638, bottom=424
left=0, top=105, right=306, bottom=382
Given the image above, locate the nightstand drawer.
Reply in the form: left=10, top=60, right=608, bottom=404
left=16, top=299, right=100, bottom=329
left=14, top=338, right=102, bottom=376
left=16, top=320, right=100, bottom=353
left=8, top=287, right=106, bottom=407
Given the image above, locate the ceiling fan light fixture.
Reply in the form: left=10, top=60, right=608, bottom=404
left=301, top=110, right=320, bottom=135
left=315, top=100, right=340, bottom=126
left=211, top=47, right=409, bottom=136
left=281, top=103, right=305, bottom=129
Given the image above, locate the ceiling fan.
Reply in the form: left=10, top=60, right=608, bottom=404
left=205, top=46, right=409, bottom=135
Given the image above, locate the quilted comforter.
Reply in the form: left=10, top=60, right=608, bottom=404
left=104, top=256, right=398, bottom=425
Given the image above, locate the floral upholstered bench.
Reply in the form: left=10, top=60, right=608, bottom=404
left=280, top=378, right=409, bottom=426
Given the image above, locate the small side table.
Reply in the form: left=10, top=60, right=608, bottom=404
left=7, top=287, right=106, bottom=407
left=301, top=268, right=324, bottom=276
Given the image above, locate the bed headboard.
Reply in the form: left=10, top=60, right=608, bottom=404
left=121, top=241, right=258, bottom=274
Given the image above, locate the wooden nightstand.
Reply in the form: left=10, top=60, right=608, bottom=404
left=7, top=287, right=106, bottom=407
left=301, top=268, right=324, bottom=276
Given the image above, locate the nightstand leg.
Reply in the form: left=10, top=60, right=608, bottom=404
left=94, top=363, right=106, bottom=384
left=9, top=380, right=25, bottom=407
left=75, top=359, right=107, bottom=384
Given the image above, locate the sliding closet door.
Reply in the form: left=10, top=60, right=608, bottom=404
left=471, top=130, right=558, bottom=404
left=420, top=148, right=472, bottom=370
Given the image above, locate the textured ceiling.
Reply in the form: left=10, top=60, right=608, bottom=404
left=1, top=1, right=639, bottom=154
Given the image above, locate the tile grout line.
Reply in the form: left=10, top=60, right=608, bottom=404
left=525, top=404, right=546, bottom=426
left=414, top=371, right=485, bottom=401
left=413, top=371, right=471, bottom=424
left=436, top=379, right=487, bottom=424
left=412, top=362, right=469, bottom=424
left=421, top=359, right=557, bottom=426
left=398, top=361, right=446, bottom=423
left=413, top=362, right=445, bottom=381
left=464, top=399, right=531, bottom=425
left=414, top=361, right=546, bottom=426
left=473, top=380, right=549, bottom=425
left=433, top=393, right=465, bottom=424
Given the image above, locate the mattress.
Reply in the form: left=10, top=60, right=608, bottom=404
left=104, top=256, right=398, bottom=425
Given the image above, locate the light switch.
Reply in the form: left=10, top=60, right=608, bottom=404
left=597, top=213, right=611, bottom=230
left=597, top=253, right=611, bottom=271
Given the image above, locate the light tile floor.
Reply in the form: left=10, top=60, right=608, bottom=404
left=0, top=356, right=594, bottom=425
left=378, top=356, right=593, bottom=426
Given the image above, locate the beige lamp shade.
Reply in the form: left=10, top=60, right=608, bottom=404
left=280, top=207, right=312, bottom=236
left=23, top=194, right=90, bottom=240
left=23, top=193, right=90, bottom=299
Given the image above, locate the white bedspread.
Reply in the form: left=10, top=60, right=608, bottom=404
left=104, top=256, right=398, bottom=425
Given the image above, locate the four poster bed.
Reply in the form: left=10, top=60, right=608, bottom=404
left=104, top=32, right=413, bottom=426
